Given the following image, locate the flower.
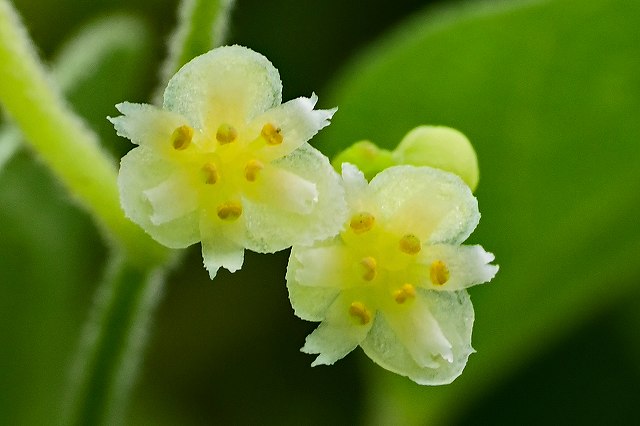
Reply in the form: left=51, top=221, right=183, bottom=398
left=286, top=163, right=498, bottom=384
left=110, top=46, right=346, bottom=278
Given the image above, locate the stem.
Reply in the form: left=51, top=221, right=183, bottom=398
left=0, top=0, right=167, bottom=268
left=154, top=0, right=236, bottom=103
left=62, top=255, right=167, bottom=426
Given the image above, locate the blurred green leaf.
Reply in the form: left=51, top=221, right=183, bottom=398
left=315, top=0, right=640, bottom=423
left=54, top=13, right=154, bottom=158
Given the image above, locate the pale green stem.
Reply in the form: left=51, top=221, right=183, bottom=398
left=0, top=0, right=167, bottom=268
left=0, top=124, right=20, bottom=171
left=62, top=254, right=167, bottom=426
left=154, top=0, right=236, bottom=103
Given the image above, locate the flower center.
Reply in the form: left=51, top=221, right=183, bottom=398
left=393, top=283, right=416, bottom=304
left=399, top=234, right=421, bottom=254
left=359, top=256, right=377, bottom=281
left=244, top=159, right=264, bottom=182
left=201, top=162, right=219, bottom=184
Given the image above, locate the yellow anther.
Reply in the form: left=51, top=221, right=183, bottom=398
left=349, top=302, right=372, bottom=325
left=393, top=284, right=416, bottom=304
left=349, top=212, right=375, bottom=234
left=216, top=123, right=238, bottom=144
left=399, top=234, right=421, bottom=254
left=360, top=256, right=377, bottom=281
left=217, top=202, right=243, bottom=221
left=201, top=162, right=219, bottom=184
left=430, top=260, right=450, bottom=285
left=171, top=125, right=193, bottom=150
left=261, top=123, right=283, bottom=145
left=244, top=159, right=264, bottom=182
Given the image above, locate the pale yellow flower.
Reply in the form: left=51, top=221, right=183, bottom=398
left=287, top=164, right=497, bottom=384
left=110, top=46, right=345, bottom=278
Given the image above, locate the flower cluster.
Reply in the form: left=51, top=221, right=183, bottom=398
left=111, top=45, right=497, bottom=384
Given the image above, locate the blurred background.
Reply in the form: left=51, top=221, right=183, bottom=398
left=1, top=0, right=639, bottom=424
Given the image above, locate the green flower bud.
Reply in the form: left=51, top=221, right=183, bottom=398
left=393, top=126, right=479, bottom=191
left=332, top=140, right=396, bottom=181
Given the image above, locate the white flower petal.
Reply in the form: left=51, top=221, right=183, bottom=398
left=199, top=212, right=246, bottom=279
left=418, top=244, right=499, bottom=291
left=301, top=293, right=372, bottom=366
left=340, top=163, right=376, bottom=213
left=286, top=248, right=340, bottom=321
left=290, top=243, right=352, bottom=288
left=383, top=298, right=453, bottom=368
left=163, top=45, right=282, bottom=134
left=251, top=94, right=336, bottom=161
left=361, top=290, right=475, bottom=385
left=370, top=165, right=480, bottom=244
left=243, top=143, right=347, bottom=253
left=143, top=173, right=198, bottom=225
left=109, top=102, right=189, bottom=149
left=118, top=147, right=200, bottom=248
left=243, top=164, right=319, bottom=215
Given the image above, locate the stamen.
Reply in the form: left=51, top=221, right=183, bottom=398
left=399, top=234, right=421, bottom=254
left=393, top=284, right=416, bottom=304
left=201, top=162, right=219, bottom=184
left=171, top=125, right=193, bottom=150
left=217, top=202, right=243, bottom=221
left=244, top=159, right=264, bottom=182
left=216, top=123, right=238, bottom=144
left=349, top=212, right=375, bottom=234
left=349, top=302, right=371, bottom=325
left=360, top=256, right=377, bottom=281
left=261, top=123, right=283, bottom=145
left=430, top=260, right=450, bottom=285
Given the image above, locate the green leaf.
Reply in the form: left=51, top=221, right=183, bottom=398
left=316, top=0, right=640, bottom=423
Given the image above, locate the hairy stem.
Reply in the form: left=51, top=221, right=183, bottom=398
left=0, top=0, right=168, bottom=268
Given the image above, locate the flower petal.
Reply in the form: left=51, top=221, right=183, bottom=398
left=109, top=102, right=189, bottom=150
left=370, top=165, right=480, bottom=244
left=243, top=163, right=319, bottom=215
left=118, top=147, right=200, bottom=248
left=417, top=244, right=499, bottom=291
left=301, top=293, right=373, bottom=366
left=382, top=298, right=453, bottom=368
left=243, top=143, right=347, bottom=253
left=250, top=94, right=336, bottom=161
left=286, top=247, right=341, bottom=321
left=163, top=45, right=282, bottom=134
left=143, top=173, right=198, bottom=225
left=199, top=212, right=246, bottom=279
left=360, top=290, right=475, bottom=385
left=341, top=163, right=375, bottom=213
left=290, top=243, right=352, bottom=288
